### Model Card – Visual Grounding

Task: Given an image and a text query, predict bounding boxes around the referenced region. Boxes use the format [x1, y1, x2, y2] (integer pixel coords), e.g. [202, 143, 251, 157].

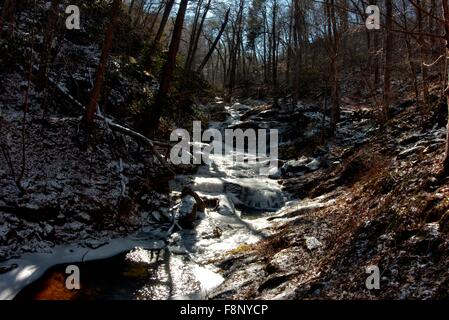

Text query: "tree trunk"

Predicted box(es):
[326, 0, 340, 132]
[272, 0, 279, 108]
[144, 0, 189, 134]
[197, 8, 230, 73]
[83, 0, 122, 127]
[293, 0, 301, 104]
[416, 0, 430, 112]
[263, 9, 268, 84]
[147, 0, 175, 64]
[185, 0, 212, 73]
[286, 4, 293, 91]
[37, 0, 61, 90]
[128, 0, 136, 14]
[401, 0, 420, 121]
[227, 0, 244, 101]
[382, 0, 393, 123]
[186, 0, 212, 72]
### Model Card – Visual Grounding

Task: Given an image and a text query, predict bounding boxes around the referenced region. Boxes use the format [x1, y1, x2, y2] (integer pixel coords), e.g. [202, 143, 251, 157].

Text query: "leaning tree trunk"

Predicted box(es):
[185, 0, 204, 73]
[84, 0, 122, 127]
[197, 8, 230, 73]
[144, 0, 189, 135]
[185, 0, 212, 74]
[147, 0, 175, 64]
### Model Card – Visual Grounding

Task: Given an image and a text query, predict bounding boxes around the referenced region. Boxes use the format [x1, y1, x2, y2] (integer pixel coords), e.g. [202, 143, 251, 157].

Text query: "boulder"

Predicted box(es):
[177, 196, 198, 229]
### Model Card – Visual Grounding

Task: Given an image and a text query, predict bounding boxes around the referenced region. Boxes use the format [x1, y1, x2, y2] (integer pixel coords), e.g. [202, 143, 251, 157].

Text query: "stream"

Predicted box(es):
[1, 100, 291, 300]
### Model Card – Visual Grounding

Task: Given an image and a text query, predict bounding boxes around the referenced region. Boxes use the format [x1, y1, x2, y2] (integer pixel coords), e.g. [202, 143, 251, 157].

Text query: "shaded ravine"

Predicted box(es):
[0, 100, 292, 300]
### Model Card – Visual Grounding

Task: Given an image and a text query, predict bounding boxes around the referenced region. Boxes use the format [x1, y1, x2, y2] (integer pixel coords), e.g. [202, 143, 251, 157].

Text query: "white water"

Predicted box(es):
[163, 101, 288, 298]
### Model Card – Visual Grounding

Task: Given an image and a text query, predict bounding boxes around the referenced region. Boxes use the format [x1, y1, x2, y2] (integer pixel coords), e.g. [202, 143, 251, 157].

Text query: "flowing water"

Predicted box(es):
[8, 100, 290, 300]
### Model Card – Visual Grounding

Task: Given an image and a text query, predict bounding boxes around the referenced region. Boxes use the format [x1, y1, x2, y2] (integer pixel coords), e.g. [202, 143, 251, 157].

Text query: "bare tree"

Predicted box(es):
[185, 0, 213, 73]
[325, 0, 340, 132]
[144, 0, 190, 134]
[382, 0, 393, 122]
[197, 8, 230, 73]
[272, 0, 279, 108]
[37, 0, 61, 90]
[147, 0, 175, 64]
[84, 0, 122, 127]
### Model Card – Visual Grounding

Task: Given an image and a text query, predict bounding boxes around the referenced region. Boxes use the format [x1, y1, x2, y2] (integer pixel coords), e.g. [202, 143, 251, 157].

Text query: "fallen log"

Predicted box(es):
[96, 113, 174, 174]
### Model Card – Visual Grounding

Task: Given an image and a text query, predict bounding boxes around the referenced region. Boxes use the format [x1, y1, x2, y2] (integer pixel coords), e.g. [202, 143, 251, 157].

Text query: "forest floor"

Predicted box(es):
[210, 95, 449, 300]
[0, 70, 175, 262]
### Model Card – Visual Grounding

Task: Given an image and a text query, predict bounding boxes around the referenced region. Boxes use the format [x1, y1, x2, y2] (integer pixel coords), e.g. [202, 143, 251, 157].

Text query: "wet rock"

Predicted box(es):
[213, 227, 223, 238]
[177, 196, 198, 229]
[182, 186, 206, 212]
[268, 167, 282, 179]
[217, 195, 236, 216]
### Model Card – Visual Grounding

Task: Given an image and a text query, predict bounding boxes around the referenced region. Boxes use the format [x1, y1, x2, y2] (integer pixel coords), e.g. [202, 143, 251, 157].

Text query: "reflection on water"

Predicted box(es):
[15, 251, 199, 300]
[14, 248, 224, 300]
